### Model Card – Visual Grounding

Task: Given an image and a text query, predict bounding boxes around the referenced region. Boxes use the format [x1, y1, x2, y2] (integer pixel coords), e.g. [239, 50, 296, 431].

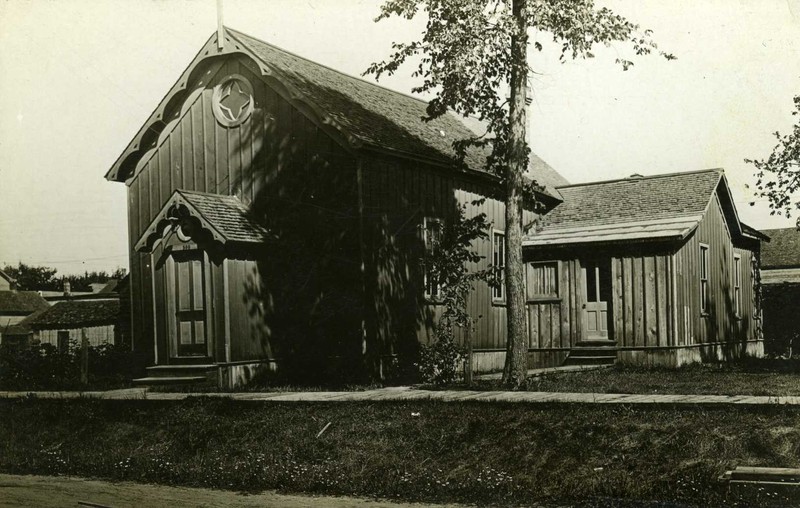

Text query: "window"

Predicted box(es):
[700, 244, 710, 315]
[423, 217, 443, 299]
[492, 231, 506, 302]
[733, 253, 741, 317]
[527, 261, 559, 300]
[57, 330, 70, 354]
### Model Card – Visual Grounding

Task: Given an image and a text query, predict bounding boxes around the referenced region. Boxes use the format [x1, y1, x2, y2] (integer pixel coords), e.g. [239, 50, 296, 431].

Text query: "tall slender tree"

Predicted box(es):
[367, 0, 673, 387]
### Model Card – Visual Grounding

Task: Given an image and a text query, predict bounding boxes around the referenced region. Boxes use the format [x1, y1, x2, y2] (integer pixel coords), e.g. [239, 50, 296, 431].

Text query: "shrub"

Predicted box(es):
[0, 342, 143, 390]
[416, 331, 465, 385]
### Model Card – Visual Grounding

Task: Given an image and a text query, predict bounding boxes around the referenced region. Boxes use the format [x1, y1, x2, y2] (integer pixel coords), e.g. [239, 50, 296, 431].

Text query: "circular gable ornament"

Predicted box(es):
[212, 74, 254, 127]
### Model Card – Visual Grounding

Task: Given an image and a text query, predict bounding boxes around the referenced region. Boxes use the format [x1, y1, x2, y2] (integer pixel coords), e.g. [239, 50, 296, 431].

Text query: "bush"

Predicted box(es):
[0, 342, 144, 390]
[415, 333, 465, 385]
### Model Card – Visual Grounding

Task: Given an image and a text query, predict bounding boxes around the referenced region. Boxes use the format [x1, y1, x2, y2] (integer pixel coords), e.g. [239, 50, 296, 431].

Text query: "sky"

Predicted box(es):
[0, 0, 799, 275]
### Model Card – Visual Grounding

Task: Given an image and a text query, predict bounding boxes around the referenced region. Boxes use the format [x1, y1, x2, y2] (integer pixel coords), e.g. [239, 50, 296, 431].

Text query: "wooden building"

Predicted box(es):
[24, 299, 121, 351]
[759, 227, 800, 355]
[0, 290, 50, 347]
[106, 28, 765, 387]
[523, 170, 766, 367]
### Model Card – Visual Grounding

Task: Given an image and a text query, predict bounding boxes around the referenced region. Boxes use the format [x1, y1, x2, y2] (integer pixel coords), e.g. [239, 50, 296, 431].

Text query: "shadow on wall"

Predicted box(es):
[226, 82, 447, 384]
[698, 276, 754, 363]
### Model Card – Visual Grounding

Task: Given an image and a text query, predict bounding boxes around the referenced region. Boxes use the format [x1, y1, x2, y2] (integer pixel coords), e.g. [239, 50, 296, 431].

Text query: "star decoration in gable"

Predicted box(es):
[218, 80, 252, 123]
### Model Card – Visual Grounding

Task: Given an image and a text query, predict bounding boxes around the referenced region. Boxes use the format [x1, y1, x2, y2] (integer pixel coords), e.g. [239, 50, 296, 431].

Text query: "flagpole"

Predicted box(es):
[217, 0, 225, 50]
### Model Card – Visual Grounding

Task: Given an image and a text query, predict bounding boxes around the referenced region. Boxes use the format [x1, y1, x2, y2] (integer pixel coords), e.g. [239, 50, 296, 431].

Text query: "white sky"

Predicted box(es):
[1, 0, 799, 275]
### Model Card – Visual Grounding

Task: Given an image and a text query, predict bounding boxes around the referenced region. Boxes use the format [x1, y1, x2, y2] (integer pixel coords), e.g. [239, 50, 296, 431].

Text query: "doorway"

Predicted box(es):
[166, 250, 208, 358]
[582, 259, 613, 341]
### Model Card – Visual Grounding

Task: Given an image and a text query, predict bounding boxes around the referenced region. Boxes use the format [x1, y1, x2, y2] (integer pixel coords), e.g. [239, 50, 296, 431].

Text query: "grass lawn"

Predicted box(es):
[2, 398, 800, 507]
[472, 359, 800, 397]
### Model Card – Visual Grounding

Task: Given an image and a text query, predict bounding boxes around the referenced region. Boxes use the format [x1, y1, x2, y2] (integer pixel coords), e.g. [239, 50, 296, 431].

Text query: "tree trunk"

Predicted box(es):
[502, 0, 529, 388]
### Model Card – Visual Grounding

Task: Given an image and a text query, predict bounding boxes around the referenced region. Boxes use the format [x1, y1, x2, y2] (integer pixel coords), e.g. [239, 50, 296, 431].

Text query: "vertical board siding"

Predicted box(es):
[362, 154, 537, 352]
[673, 194, 759, 345]
[612, 253, 673, 348]
[126, 55, 358, 364]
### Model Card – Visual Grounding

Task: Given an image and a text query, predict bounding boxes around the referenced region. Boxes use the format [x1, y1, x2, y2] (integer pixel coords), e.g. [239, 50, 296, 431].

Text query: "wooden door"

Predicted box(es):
[167, 251, 208, 357]
[582, 260, 609, 340]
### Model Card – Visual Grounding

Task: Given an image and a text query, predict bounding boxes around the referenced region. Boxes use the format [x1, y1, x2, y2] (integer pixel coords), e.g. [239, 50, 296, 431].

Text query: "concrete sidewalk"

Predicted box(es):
[2, 386, 800, 406]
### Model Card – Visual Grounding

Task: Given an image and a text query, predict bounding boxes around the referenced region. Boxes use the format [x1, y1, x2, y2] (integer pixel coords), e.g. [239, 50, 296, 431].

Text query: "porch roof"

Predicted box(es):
[135, 189, 269, 252]
[523, 215, 703, 247]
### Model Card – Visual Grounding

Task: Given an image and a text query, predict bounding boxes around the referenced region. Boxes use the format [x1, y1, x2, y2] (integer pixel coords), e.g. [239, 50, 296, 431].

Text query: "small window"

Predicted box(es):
[733, 254, 741, 317]
[423, 217, 443, 299]
[700, 244, 710, 315]
[527, 261, 559, 300]
[492, 231, 506, 302]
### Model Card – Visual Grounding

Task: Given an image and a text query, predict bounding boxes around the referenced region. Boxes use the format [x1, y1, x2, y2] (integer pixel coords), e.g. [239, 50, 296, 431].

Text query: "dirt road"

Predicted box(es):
[0, 474, 464, 508]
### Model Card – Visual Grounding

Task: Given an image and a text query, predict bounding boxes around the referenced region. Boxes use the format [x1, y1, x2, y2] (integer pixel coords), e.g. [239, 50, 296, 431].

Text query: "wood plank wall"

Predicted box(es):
[611, 253, 674, 348]
[524, 191, 760, 351]
[126, 55, 357, 363]
[359, 154, 537, 352]
[673, 194, 759, 345]
[526, 259, 581, 349]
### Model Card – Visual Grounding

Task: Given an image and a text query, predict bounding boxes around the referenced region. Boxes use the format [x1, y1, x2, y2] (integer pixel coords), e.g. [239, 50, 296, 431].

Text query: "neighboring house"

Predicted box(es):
[758, 227, 800, 355]
[523, 170, 767, 367]
[24, 299, 121, 351]
[0, 290, 50, 348]
[105, 28, 767, 387]
[760, 228, 800, 284]
[0, 290, 50, 331]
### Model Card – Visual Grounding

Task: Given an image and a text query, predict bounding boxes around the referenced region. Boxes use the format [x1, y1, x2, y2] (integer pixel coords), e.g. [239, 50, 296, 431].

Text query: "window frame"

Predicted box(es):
[699, 243, 710, 316]
[422, 216, 444, 302]
[491, 230, 506, 304]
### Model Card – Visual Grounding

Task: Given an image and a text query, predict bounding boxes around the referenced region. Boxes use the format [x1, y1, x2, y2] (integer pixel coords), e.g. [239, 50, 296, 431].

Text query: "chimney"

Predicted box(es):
[63, 281, 71, 297]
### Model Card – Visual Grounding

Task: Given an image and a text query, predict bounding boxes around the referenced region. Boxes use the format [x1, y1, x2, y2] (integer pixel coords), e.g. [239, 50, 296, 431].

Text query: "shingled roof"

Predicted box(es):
[0, 291, 50, 315]
[107, 28, 567, 199]
[761, 228, 800, 268]
[524, 169, 728, 246]
[135, 189, 269, 251]
[25, 299, 120, 330]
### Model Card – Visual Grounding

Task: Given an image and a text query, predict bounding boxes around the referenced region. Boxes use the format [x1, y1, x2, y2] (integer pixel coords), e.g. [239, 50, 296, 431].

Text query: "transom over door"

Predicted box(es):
[582, 260, 610, 340]
[167, 251, 208, 357]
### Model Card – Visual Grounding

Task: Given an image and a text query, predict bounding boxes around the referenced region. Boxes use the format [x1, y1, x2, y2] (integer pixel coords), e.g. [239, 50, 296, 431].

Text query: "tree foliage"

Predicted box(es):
[366, 0, 674, 178]
[416, 200, 494, 384]
[2, 262, 127, 292]
[746, 95, 800, 227]
[367, 0, 672, 387]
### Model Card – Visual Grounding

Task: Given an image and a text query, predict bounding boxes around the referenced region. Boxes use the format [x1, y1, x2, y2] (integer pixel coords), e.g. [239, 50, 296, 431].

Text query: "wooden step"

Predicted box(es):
[568, 347, 619, 357]
[563, 355, 616, 366]
[132, 376, 209, 386]
[145, 364, 216, 378]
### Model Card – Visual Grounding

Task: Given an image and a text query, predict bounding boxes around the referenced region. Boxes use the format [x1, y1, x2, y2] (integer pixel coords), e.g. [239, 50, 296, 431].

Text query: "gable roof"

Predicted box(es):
[760, 228, 800, 268]
[106, 28, 566, 200]
[0, 291, 50, 315]
[135, 189, 270, 252]
[524, 169, 745, 247]
[25, 299, 120, 330]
